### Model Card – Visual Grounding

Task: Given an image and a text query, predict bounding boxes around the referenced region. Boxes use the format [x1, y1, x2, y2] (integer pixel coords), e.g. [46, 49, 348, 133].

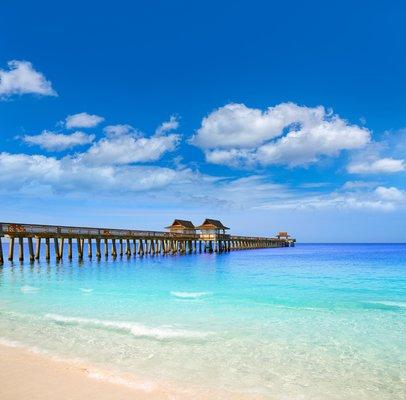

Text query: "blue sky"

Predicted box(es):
[0, 0, 405, 242]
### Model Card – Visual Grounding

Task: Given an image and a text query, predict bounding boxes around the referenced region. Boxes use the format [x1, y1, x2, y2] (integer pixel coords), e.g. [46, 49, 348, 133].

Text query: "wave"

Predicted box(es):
[170, 291, 212, 299]
[367, 301, 406, 309]
[44, 314, 209, 340]
[80, 288, 94, 293]
[20, 285, 39, 293]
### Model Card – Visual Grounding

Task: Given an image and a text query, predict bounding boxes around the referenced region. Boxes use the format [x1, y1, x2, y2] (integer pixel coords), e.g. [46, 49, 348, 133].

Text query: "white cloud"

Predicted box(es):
[81, 124, 180, 165]
[155, 116, 179, 136]
[23, 130, 95, 151]
[375, 186, 405, 201]
[0, 60, 57, 97]
[347, 158, 405, 174]
[191, 102, 370, 167]
[103, 124, 139, 138]
[342, 181, 378, 190]
[0, 152, 190, 195]
[65, 112, 104, 129]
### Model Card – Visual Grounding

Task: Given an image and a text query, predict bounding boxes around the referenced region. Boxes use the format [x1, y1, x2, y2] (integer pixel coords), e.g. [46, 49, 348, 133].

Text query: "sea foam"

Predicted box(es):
[20, 285, 39, 293]
[368, 301, 406, 309]
[80, 288, 94, 293]
[44, 313, 209, 340]
[170, 291, 212, 299]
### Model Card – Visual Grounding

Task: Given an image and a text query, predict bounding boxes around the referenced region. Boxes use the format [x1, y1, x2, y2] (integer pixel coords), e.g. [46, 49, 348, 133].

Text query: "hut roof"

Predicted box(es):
[278, 231, 289, 237]
[197, 218, 230, 230]
[165, 219, 196, 229]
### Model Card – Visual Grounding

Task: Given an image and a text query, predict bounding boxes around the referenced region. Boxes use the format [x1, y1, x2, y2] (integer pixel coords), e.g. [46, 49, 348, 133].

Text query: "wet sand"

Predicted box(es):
[0, 343, 177, 400]
[0, 343, 265, 400]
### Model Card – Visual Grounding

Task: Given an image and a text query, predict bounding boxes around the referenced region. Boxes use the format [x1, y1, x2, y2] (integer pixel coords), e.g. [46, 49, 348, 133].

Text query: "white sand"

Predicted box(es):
[0, 343, 265, 400]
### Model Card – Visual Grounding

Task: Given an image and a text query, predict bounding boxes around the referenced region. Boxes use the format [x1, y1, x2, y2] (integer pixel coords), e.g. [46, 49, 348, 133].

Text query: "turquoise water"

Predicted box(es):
[0, 244, 405, 399]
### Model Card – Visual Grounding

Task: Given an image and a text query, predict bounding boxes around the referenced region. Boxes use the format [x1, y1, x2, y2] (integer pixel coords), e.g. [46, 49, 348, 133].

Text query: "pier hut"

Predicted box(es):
[197, 219, 229, 239]
[165, 220, 196, 235]
[196, 219, 230, 252]
[277, 232, 295, 247]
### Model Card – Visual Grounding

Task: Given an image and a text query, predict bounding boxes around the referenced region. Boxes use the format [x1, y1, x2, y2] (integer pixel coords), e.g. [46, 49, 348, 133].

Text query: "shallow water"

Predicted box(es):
[0, 244, 405, 399]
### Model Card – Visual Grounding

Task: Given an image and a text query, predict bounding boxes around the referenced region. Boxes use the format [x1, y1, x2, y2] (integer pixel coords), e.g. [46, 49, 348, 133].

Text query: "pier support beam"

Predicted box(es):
[104, 238, 108, 257]
[96, 238, 101, 258]
[68, 238, 73, 259]
[59, 238, 64, 260]
[119, 239, 123, 256]
[54, 238, 60, 261]
[88, 239, 92, 258]
[45, 238, 50, 261]
[18, 237, 24, 261]
[112, 239, 117, 258]
[8, 237, 15, 261]
[77, 238, 83, 260]
[35, 237, 41, 260]
[0, 237, 3, 265]
[126, 239, 131, 256]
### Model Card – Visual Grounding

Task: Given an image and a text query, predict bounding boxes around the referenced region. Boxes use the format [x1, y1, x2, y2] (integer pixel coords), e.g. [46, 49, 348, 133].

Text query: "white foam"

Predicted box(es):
[44, 313, 209, 340]
[80, 288, 94, 293]
[368, 301, 406, 308]
[20, 285, 39, 293]
[170, 291, 212, 299]
[0, 337, 44, 355]
[87, 370, 156, 393]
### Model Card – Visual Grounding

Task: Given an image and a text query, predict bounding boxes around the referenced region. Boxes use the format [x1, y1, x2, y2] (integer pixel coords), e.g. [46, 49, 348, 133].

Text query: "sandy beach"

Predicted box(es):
[0, 343, 268, 400]
[0, 343, 174, 400]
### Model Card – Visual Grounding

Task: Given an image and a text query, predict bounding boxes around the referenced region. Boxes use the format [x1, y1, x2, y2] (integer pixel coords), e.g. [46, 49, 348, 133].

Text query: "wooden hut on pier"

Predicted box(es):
[197, 219, 230, 240]
[165, 219, 196, 235]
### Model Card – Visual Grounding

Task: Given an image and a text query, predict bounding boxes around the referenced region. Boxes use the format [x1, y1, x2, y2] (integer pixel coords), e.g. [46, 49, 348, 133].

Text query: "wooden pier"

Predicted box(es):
[0, 220, 295, 264]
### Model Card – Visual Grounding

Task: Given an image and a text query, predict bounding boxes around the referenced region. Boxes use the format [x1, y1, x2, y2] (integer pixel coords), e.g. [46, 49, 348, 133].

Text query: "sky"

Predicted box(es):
[0, 0, 405, 242]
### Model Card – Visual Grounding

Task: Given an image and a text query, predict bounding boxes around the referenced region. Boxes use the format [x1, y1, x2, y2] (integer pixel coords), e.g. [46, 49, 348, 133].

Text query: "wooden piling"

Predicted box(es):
[119, 239, 123, 256]
[88, 238, 92, 258]
[54, 238, 60, 261]
[27, 237, 34, 262]
[68, 238, 73, 259]
[77, 238, 83, 260]
[104, 238, 108, 257]
[0, 237, 4, 265]
[18, 237, 24, 261]
[60, 238, 65, 259]
[35, 237, 41, 260]
[96, 238, 101, 258]
[8, 237, 14, 261]
[45, 238, 50, 261]
[112, 239, 117, 257]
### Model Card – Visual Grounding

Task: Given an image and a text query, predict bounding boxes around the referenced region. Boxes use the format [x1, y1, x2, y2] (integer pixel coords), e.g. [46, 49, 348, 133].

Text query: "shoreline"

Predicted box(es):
[0, 341, 265, 400]
[0, 342, 173, 400]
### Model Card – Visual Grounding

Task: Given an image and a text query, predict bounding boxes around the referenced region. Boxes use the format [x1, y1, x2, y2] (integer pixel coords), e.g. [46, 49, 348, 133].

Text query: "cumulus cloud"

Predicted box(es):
[65, 112, 104, 129]
[191, 102, 371, 167]
[0, 60, 57, 97]
[347, 157, 405, 174]
[80, 124, 180, 165]
[23, 130, 95, 151]
[375, 186, 405, 201]
[103, 124, 140, 138]
[0, 151, 192, 195]
[155, 116, 179, 136]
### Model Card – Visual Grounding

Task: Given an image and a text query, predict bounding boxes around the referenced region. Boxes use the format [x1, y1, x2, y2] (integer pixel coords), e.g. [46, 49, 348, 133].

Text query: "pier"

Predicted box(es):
[0, 219, 295, 264]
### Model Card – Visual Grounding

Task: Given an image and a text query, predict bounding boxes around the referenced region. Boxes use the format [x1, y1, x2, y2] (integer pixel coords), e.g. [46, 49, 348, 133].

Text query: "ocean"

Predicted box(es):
[0, 243, 405, 399]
